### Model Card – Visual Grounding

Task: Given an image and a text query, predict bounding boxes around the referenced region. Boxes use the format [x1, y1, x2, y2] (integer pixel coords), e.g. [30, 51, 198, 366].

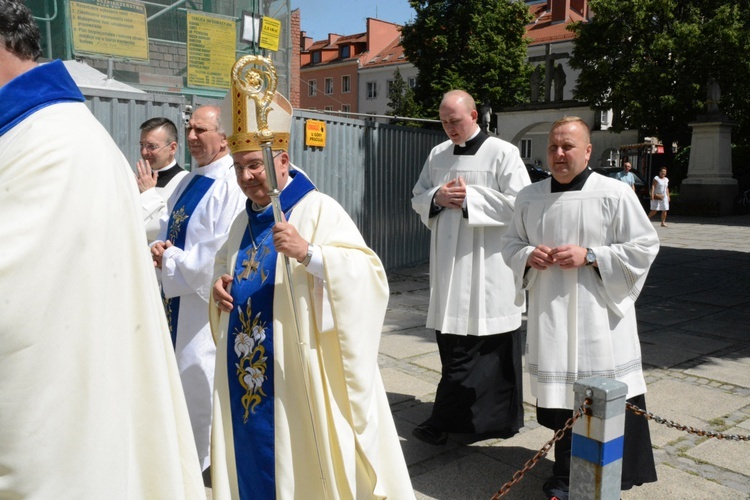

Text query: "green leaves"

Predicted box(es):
[401, 0, 533, 119]
[570, 0, 750, 148]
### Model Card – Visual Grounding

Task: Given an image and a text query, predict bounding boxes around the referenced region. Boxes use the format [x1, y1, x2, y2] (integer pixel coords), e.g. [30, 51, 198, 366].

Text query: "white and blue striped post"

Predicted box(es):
[569, 377, 627, 500]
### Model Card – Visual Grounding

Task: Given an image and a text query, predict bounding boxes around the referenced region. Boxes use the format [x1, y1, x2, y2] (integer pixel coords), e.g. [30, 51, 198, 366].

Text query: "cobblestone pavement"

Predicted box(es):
[382, 214, 750, 499]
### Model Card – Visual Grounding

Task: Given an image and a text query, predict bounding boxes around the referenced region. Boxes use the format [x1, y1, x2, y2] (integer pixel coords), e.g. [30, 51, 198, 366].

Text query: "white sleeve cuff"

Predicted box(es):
[304, 244, 325, 279]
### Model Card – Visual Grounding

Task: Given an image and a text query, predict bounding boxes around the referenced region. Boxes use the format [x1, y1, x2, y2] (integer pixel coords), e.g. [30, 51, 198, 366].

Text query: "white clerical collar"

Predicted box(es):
[457, 127, 481, 148]
[155, 159, 177, 172]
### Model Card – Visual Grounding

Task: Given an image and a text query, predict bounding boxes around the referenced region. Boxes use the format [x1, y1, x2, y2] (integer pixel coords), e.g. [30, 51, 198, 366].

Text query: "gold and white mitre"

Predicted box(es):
[224, 55, 292, 154]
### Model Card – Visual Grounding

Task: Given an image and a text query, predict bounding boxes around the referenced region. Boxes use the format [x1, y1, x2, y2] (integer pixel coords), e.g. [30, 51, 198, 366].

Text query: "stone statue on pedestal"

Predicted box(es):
[706, 78, 721, 114]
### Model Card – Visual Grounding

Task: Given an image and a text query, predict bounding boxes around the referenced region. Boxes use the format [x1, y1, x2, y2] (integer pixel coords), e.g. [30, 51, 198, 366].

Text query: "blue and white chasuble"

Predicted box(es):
[226, 171, 315, 499]
[163, 174, 215, 345]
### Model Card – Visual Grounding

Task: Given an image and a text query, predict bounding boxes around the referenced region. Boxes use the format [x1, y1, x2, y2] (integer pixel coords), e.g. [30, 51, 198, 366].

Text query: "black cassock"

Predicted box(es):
[423, 328, 524, 438]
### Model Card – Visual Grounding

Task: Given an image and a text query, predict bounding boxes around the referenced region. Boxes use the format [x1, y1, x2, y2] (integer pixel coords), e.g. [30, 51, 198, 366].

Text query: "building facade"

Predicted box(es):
[296, 0, 645, 169]
[357, 35, 417, 119]
[299, 18, 405, 116]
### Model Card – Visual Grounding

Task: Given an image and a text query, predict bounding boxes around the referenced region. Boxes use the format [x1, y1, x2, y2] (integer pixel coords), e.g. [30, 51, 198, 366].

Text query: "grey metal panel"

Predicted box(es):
[75, 92, 442, 270]
[290, 110, 367, 226]
[290, 109, 444, 270]
[366, 122, 444, 270]
[80, 89, 187, 171]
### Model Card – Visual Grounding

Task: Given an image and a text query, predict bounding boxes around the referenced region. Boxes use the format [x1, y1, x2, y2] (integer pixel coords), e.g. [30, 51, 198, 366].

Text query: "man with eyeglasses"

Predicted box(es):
[207, 63, 413, 498]
[150, 104, 246, 480]
[136, 117, 188, 241]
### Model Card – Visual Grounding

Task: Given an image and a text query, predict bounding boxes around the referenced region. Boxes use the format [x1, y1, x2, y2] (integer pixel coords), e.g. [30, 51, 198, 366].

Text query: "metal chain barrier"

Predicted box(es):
[490, 400, 591, 499]
[626, 402, 750, 441]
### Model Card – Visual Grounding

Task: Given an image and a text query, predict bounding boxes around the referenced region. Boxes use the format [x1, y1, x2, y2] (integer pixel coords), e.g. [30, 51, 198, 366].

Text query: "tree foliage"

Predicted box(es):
[386, 68, 421, 126]
[569, 0, 750, 164]
[401, 0, 533, 119]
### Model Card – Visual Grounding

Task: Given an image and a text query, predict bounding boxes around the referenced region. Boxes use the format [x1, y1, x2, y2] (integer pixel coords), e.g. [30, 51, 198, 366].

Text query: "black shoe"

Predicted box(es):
[412, 424, 449, 445]
[542, 477, 569, 500]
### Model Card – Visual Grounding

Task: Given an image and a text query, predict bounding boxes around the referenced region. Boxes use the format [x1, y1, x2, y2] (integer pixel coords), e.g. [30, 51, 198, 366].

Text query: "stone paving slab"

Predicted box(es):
[635, 299, 722, 326]
[679, 311, 750, 340]
[383, 307, 428, 333]
[625, 378, 748, 450]
[380, 327, 436, 359]
[412, 451, 543, 500]
[729, 346, 750, 365]
[680, 290, 750, 308]
[638, 277, 717, 299]
[647, 378, 747, 421]
[639, 328, 732, 355]
[381, 366, 438, 403]
[639, 328, 733, 369]
[685, 357, 750, 387]
[388, 279, 430, 295]
[410, 351, 442, 373]
[621, 463, 747, 499]
[640, 341, 706, 369]
[686, 427, 750, 480]
[387, 289, 431, 309]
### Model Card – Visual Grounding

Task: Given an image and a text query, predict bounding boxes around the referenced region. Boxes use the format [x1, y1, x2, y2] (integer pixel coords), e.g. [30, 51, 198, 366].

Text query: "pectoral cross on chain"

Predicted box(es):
[238, 247, 260, 281]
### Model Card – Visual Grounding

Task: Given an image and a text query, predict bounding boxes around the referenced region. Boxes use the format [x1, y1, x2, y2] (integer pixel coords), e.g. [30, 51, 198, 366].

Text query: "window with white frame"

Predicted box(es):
[366, 81, 377, 99]
[342, 75, 351, 93]
[342, 104, 350, 112]
[519, 138, 532, 160]
[308, 79, 317, 97]
[408, 77, 417, 88]
[325, 78, 333, 95]
[324, 106, 333, 111]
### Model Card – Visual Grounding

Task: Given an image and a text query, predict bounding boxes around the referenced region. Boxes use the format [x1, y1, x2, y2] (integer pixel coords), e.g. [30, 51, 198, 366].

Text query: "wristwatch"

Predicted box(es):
[299, 243, 314, 267]
[585, 248, 596, 266]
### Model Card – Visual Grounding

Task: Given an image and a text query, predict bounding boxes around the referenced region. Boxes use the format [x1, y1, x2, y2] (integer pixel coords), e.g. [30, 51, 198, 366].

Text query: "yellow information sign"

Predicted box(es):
[69, 0, 148, 61]
[305, 120, 326, 148]
[187, 11, 236, 89]
[259, 17, 281, 52]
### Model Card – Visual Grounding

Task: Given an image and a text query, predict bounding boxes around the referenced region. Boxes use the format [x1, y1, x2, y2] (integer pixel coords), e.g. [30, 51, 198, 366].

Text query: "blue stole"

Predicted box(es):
[163, 174, 216, 346]
[226, 171, 316, 499]
[0, 60, 85, 137]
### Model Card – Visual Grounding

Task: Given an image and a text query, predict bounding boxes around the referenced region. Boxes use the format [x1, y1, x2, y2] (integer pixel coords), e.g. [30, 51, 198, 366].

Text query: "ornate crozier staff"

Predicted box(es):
[228, 55, 330, 498]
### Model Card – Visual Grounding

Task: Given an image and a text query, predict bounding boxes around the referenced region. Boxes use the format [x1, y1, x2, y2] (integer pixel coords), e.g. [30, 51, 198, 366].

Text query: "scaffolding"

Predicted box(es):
[28, 0, 291, 100]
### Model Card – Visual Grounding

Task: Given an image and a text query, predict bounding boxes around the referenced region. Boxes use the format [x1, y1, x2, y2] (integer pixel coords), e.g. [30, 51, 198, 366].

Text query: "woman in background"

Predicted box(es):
[648, 167, 670, 227]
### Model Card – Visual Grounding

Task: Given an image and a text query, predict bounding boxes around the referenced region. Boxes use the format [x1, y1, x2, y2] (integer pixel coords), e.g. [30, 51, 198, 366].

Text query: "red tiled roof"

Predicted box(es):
[336, 33, 366, 44]
[307, 40, 330, 51]
[302, 3, 589, 67]
[525, 3, 585, 45]
[365, 36, 405, 68]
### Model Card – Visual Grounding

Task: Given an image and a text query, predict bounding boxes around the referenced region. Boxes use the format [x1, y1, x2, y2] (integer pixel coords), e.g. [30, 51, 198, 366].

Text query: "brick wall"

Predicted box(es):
[290, 9, 301, 107]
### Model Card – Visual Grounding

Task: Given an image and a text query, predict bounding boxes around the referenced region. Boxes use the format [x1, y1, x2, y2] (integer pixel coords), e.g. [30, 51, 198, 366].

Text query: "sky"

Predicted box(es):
[291, 0, 416, 41]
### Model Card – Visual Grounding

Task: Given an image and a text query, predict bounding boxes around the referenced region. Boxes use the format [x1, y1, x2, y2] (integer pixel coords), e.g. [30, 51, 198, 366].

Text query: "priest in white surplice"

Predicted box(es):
[0, 2, 204, 497]
[411, 90, 531, 446]
[136, 116, 188, 241]
[501, 116, 659, 499]
[151, 105, 246, 473]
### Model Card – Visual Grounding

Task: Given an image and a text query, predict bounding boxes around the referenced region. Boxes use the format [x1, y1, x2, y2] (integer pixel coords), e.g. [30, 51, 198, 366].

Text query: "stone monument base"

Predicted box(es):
[679, 181, 738, 216]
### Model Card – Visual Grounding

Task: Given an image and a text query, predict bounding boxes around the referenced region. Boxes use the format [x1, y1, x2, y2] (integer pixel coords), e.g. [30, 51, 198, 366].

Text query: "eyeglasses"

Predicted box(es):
[139, 142, 172, 152]
[234, 160, 266, 175]
[233, 152, 283, 175]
